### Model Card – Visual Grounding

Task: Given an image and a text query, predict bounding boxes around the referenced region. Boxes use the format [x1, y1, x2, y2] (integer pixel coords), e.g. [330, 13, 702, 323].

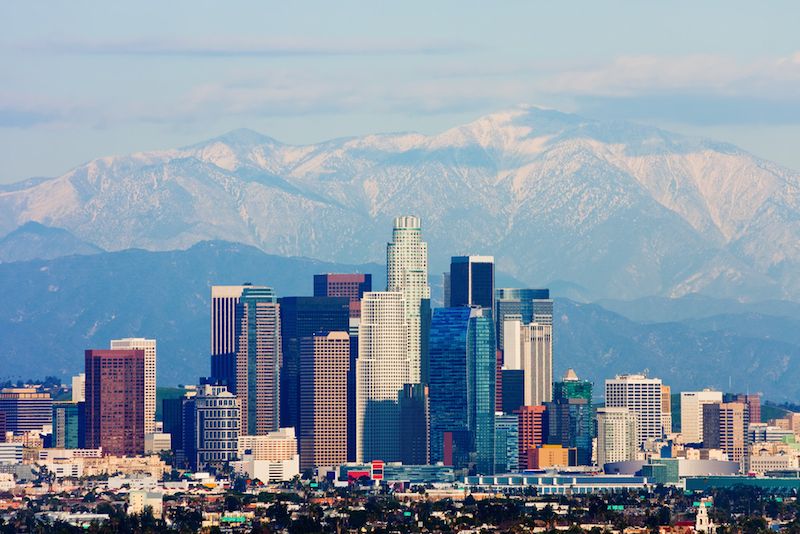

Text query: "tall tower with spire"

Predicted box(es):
[386, 215, 430, 383]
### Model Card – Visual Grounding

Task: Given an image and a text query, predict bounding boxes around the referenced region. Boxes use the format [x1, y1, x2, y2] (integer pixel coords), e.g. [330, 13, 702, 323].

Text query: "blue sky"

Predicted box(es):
[2, 1, 800, 183]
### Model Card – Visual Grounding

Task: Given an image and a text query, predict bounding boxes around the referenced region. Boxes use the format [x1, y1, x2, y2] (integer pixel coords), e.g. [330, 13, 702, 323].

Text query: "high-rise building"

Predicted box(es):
[703, 402, 748, 472]
[0, 388, 52, 435]
[469, 308, 496, 475]
[356, 292, 409, 463]
[681, 390, 722, 444]
[110, 338, 157, 435]
[386, 215, 430, 384]
[84, 349, 145, 456]
[52, 402, 84, 449]
[236, 286, 282, 435]
[500, 369, 525, 414]
[494, 413, 519, 473]
[449, 256, 495, 316]
[428, 306, 496, 473]
[661, 385, 672, 435]
[313, 273, 372, 319]
[521, 323, 553, 406]
[604, 374, 663, 446]
[192, 384, 241, 471]
[442, 272, 451, 307]
[299, 331, 350, 471]
[399, 383, 430, 466]
[71, 373, 85, 403]
[546, 369, 593, 465]
[495, 288, 550, 349]
[211, 284, 261, 389]
[0, 412, 5, 442]
[726, 393, 761, 425]
[515, 405, 547, 471]
[162, 397, 184, 459]
[428, 307, 471, 465]
[596, 407, 638, 466]
[279, 296, 349, 431]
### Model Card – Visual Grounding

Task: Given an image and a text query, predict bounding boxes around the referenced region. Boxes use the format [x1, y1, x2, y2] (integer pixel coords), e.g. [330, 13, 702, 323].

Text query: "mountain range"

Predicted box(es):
[2, 106, 799, 301]
[1, 240, 799, 400]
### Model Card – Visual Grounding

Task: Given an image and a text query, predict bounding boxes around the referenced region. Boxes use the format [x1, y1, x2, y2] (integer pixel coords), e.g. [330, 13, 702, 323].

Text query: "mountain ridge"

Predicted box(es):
[2, 106, 799, 301]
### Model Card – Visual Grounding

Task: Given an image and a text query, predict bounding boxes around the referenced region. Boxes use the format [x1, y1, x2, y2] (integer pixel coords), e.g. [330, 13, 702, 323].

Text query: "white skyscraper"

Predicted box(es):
[681, 389, 723, 444]
[521, 322, 553, 406]
[110, 338, 157, 434]
[604, 374, 663, 447]
[386, 215, 430, 384]
[596, 407, 638, 466]
[71, 373, 85, 403]
[356, 292, 409, 463]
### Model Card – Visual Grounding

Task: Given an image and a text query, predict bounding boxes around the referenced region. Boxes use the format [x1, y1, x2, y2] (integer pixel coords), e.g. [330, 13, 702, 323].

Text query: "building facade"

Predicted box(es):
[681, 390, 723, 444]
[279, 296, 349, 431]
[0, 388, 52, 435]
[110, 338, 157, 435]
[52, 402, 84, 449]
[605, 374, 663, 446]
[356, 292, 409, 463]
[386, 215, 430, 384]
[299, 331, 350, 471]
[515, 405, 547, 471]
[596, 407, 638, 466]
[495, 288, 550, 349]
[494, 413, 519, 473]
[449, 256, 495, 316]
[193, 384, 240, 470]
[84, 350, 145, 456]
[236, 286, 282, 435]
[313, 273, 372, 319]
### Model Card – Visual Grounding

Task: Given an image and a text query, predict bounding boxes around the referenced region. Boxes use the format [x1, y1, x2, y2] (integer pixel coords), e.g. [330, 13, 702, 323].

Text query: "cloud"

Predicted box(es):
[26, 37, 475, 58]
[0, 107, 60, 128]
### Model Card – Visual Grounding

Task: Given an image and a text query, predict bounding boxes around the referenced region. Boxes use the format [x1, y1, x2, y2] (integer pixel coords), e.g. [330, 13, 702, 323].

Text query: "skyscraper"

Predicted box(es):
[521, 323, 553, 406]
[71, 373, 85, 403]
[703, 402, 749, 472]
[110, 338, 157, 435]
[596, 407, 638, 466]
[449, 256, 495, 316]
[681, 390, 723, 444]
[515, 405, 547, 471]
[495, 288, 550, 348]
[386, 215, 430, 384]
[84, 349, 145, 456]
[236, 286, 282, 435]
[299, 331, 350, 471]
[399, 383, 430, 466]
[661, 385, 672, 435]
[605, 374, 663, 446]
[356, 292, 409, 463]
[52, 402, 84, 449]
[468, 307, 496, 475]
[428, 306, 496, 473]
[494, 413, 519, 473]
[313, 273, 372, 319]
[279, 296, 349, 431]
[546, 369, 593, 465]
[0, 388, 52, 435]
[211, 285, 254, 389]
[429, 307, 471, 465]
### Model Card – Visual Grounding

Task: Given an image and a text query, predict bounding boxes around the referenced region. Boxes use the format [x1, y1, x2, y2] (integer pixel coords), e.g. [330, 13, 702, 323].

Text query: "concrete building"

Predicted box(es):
[193, 384, 240, 471]
[144, 433, 171, 455]
[596, 407, 638, 466]
[530, 444, 577, 469]
[0, 443, 23, 464]
[234, 428, 299, 482]
[703, 402, 748, 472]
[128, 490, 163, 517]
[661, 385, 672, 435]
[299, 331, 350, 471]
[515, 405, 547, 470]
[495, 288, 551, 349]
[210, 285, 252, 389]
[681, 390, 723, 444]
[110, 338, 157, 435]
[749, 423, 794, 443]
[386, 215, 430, 384]
[84, 349, 145, 456]
[521, 323, 553, 406]
[71, 373, 85, 403]
[547, 369, 593, 466]
[356, 291, 409, 463]
[605, 374, 663, 446]
[0, 388, 52, 435]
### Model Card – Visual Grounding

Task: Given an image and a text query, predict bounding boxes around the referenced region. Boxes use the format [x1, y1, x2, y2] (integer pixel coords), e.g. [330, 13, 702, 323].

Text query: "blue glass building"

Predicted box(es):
[469, 308, 496, 475]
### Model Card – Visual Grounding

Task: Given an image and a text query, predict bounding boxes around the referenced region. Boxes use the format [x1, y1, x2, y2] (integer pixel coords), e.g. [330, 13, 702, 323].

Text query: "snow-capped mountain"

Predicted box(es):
[2, 106, 799, 301]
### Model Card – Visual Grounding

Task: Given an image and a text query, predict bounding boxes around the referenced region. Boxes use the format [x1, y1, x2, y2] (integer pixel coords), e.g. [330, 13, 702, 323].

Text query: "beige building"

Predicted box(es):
[128, 490, 163, 517]
[681, 390, 723, 444]
[299, 331, 350, 471]
[238, 427, 298, 461]
[110, 338, 157, 435]
[596, 407, 638, 466]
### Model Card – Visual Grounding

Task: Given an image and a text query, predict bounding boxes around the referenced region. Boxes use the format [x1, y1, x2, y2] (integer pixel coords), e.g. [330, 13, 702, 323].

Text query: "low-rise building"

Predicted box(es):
[128, 490, 163, 517]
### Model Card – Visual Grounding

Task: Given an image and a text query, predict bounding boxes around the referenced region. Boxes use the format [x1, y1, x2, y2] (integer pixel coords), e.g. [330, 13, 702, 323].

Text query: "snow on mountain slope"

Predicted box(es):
[2, 106, 799, 300]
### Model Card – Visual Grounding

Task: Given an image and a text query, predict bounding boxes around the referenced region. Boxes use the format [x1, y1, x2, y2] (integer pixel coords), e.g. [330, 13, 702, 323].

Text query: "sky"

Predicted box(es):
[1, 1, 800, 183]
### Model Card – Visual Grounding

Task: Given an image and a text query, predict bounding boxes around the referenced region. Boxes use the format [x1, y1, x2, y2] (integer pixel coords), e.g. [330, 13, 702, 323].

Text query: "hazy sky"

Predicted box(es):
[2, 1, 800, 183]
